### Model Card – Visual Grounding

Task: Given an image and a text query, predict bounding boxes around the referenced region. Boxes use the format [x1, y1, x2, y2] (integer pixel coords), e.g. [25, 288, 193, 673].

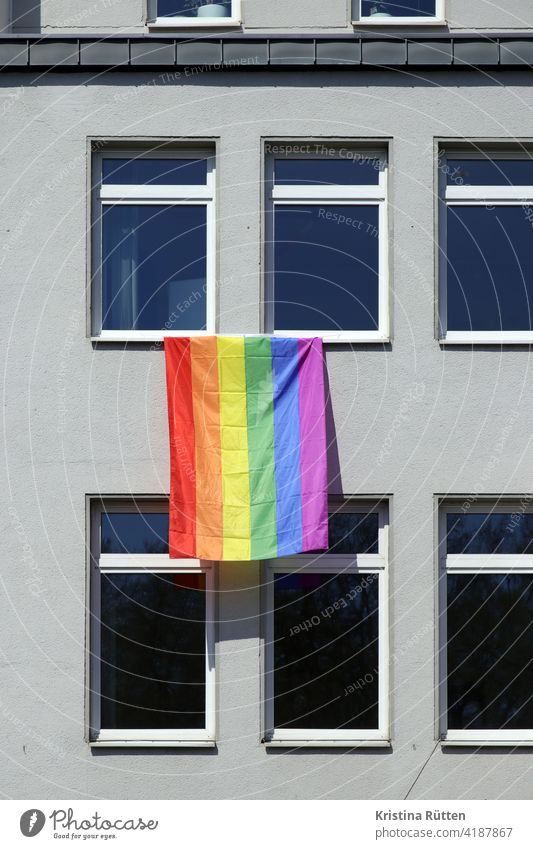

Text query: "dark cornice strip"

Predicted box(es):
[1, 33, 533, 71]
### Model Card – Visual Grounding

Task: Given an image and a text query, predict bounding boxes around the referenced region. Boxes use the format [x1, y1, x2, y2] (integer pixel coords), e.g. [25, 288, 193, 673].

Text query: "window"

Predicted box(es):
[89, 502, 215, 746]
[0, 3, 9, 32]
[263, 502, 389, 746]
[439, 149, 533, 343]
[439, 503, 533, 745]
[355, 1, 444, 24]
[265, 146, 389, 342]
[148, 0, 241, 26]
[91, 147, 215, 341]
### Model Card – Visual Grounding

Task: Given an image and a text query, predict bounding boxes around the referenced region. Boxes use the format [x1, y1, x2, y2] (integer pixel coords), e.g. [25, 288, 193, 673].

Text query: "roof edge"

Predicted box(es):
[1, 33, 533, 71]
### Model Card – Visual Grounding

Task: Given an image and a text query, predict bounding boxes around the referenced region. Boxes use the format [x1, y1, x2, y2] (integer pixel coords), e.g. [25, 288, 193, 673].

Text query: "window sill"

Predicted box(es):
[147, 19, 242, 30]
[90, 739, 216, 748]
[441, 739, 533, 748]
[264, 739, 391, 749]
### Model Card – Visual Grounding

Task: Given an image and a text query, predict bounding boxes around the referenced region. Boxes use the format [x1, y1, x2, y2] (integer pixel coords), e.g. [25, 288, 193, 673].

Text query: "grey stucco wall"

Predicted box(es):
[447, 0, 533, 29]
[244, 0, 350, 29]
[2, 66, 533, 800]
[9, 0, 533, 32]
[39, 0, 145, 31]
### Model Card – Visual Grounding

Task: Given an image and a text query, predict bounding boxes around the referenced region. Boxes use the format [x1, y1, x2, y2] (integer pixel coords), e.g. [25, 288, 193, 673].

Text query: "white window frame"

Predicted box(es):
[89, 500, 216, 747]
[91, 148, 216, 342]
[262, 501, 389, 747]
[148, 0, 241, 28]
[438, 148, 533, 345]
[264, 147, 390, 344]
[439, 501, 533, 746]
[355, 0, 445, 25]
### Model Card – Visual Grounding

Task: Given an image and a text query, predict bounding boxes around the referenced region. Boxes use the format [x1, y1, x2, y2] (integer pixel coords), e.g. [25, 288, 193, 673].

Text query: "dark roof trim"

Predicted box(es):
[1, 33, 533, 71]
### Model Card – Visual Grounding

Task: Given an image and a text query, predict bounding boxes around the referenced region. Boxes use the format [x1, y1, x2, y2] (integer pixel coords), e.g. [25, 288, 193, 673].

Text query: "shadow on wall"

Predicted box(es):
[324, 362, 342, 494]
[10, 0, 41, 33]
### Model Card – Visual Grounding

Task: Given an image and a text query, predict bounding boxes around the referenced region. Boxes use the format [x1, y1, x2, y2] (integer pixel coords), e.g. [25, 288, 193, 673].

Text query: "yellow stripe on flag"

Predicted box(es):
[217, 336, 251, 560]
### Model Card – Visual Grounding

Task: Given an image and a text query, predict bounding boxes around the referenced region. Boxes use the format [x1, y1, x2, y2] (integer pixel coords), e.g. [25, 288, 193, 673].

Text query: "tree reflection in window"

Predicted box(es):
[274, 573, 379, 730]
[101, 512, 169, 554]
[100, 572, 206, 729]
[447, 513, 533, 555]
[327, 511, 379, 554]
[447, 574, 533, 730]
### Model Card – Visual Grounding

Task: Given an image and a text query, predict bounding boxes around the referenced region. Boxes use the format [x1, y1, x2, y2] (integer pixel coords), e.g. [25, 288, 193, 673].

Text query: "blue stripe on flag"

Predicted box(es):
[271, 337, 303, 556]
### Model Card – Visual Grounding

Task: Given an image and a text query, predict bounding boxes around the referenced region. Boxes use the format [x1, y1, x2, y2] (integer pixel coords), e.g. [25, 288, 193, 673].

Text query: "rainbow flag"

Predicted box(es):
[165, 336, 328, 561]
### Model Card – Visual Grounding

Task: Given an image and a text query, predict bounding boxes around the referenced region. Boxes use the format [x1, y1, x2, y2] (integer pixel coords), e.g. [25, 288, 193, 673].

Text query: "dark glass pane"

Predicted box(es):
[101, 204, 207, 331]
[102, 158, 208, 186]
[275, 158, 380, 186]
[446, 158, 533, 187]
[447, 513, 533, 555]
[273, 204, 379, 331]
[273, 573, 379, 729]
[446, 206, 533, 332]
[361, 0, 436, 17]
[101, 512, 169, 554]
[447, 574, 533, 730]
[327, 512, 379, 554]
[100, 573, 206, 729]
[157, 0, 231, 18]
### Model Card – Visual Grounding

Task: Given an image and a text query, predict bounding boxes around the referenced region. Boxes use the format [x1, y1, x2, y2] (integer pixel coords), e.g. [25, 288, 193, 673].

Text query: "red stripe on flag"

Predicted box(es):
[165, 338, 197, 558]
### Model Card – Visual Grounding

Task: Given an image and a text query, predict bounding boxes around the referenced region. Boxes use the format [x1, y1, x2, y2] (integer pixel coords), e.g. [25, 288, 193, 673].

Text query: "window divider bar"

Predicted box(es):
[100, 185, 212, 200]
[445, 550, 533, 570]
[272, 186, 385, 201]
[446, 185, 533, 202]
[270, 555, 386, 571]
[442, 331, 533, 344]
[99, 554, 210, 570]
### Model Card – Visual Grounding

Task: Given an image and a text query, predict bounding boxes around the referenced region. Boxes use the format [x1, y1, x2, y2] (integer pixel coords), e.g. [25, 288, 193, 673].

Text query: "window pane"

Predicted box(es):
[157, 0, 231, 17]
[101, 512, 169, 554]
[102, 158, 208, 186]
[361, 0, 436, 18]
[273, 204, 379, 331]
[447, 574, 533, 730]
[100, 573, 206, 729]
[274, 158, 380, 186]
[273, 573, 379, 730]
[446, 158, 533, 187]
[447, 513, 533, 555]
[327, 512, 379, 554]
[101, 204, 207, 331]
[446, 206, 533, 332]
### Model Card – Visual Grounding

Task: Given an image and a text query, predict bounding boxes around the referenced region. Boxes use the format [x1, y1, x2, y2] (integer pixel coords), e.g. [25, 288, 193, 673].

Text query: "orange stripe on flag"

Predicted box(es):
[190, 336, 224, 561]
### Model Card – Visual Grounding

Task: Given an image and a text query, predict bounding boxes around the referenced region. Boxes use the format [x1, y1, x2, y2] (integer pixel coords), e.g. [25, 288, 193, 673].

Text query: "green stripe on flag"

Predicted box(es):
[244, 337, 278, 560]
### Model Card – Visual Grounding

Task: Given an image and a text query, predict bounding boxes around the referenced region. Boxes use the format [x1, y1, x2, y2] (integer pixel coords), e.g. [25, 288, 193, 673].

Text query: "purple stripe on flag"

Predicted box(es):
[297, 338, 328, 552]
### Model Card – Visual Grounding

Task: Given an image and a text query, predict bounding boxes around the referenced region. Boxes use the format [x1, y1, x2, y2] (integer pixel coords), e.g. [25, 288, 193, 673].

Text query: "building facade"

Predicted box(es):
[2, 0, 533, 799]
